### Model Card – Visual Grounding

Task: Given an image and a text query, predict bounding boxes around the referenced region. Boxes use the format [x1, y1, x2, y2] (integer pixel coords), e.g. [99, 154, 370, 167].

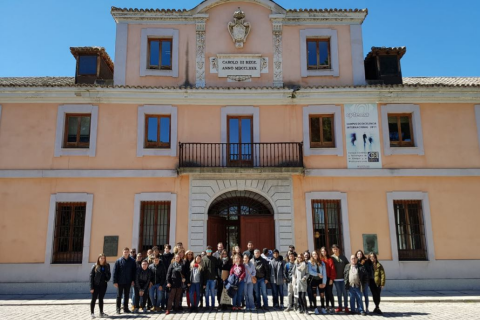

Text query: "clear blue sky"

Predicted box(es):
[1, 0, 479, 77]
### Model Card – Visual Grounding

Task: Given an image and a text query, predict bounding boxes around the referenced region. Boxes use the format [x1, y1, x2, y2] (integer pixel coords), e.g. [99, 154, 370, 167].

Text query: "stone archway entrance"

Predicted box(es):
[207, 190, 275, 253]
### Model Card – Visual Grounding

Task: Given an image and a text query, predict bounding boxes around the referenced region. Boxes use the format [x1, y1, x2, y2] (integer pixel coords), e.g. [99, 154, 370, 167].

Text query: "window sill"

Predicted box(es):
[141, 69, 175, 77]
[303, 69, 339, 77]
[305, 147, 342, 156]
[56, 148, 95, 157]
[137, 148, 175, 157]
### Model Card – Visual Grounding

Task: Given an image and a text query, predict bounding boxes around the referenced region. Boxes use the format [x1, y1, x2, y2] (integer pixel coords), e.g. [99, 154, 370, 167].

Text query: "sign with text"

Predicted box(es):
[344, 104, 382, 169]
[218, 57, 261, 77]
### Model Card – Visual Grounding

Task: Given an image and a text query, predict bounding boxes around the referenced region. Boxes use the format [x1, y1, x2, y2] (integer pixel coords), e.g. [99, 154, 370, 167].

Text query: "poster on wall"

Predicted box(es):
[344, 104, 382, 169]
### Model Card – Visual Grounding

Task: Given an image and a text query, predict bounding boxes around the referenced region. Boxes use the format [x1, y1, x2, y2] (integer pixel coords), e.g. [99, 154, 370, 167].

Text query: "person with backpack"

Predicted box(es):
[89, 253, 111, 319]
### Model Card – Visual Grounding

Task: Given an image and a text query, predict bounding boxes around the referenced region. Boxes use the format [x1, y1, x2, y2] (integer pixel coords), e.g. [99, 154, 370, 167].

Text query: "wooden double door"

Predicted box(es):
[207, 215, 275, 253]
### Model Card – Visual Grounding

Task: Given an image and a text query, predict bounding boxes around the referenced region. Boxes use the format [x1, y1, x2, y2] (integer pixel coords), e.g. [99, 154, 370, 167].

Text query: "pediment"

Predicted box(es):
[192, 0, 286, 14]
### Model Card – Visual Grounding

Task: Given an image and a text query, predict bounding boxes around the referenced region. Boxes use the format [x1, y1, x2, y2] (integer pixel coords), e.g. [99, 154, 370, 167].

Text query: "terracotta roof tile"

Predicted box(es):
[286, 8, 367, 13]
[70, 47, 114, 72]
[111, 6, 188, 13]
[366, 46, 407, 59]
[0, 77, 479, 89]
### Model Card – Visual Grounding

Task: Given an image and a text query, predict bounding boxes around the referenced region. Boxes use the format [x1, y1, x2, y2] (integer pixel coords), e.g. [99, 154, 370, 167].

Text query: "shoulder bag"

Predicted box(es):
[246, 264, 257, 284]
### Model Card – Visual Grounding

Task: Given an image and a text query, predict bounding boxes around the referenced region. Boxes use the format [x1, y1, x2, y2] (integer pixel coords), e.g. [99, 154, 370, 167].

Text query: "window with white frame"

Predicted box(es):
[381, 104, 424, 155]
[54, 105, 98, 157]
[303, 105, 343, 156]
[300, 29, 339, 77]
[140, 28, 179, 77]
[137, 105, 177, 157]
[386, 192, 435, 262]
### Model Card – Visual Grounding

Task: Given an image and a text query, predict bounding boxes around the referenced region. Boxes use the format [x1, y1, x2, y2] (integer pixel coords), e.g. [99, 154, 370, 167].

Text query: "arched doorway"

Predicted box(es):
[207, 190, 275, 253]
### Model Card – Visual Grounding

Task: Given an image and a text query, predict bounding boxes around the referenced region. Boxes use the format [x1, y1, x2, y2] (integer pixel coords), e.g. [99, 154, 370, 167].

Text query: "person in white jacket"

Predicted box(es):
[307, 250, 327, 315]
[292, 253, 309, 314]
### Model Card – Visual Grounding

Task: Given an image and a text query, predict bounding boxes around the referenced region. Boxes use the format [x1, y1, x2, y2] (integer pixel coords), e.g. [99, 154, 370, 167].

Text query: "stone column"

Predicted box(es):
[272, 19, 283, 88]
[195, 19, 206, 88]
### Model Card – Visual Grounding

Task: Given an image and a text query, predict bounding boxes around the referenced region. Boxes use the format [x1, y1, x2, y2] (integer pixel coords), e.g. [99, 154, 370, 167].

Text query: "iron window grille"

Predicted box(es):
[393, 200, 428, 261]
[311, 200, 343, 251]
[53, 202, 86, 264]
[139, 201, 170, 256]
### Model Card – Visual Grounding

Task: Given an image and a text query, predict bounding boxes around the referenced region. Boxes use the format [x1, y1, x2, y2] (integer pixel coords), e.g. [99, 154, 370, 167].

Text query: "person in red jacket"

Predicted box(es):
[230, 254, 246, 310]
[320, 246, 337, 313]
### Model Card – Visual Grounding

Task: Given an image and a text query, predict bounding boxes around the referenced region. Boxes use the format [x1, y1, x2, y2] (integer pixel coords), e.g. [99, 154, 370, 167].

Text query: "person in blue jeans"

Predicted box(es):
[331, 244, 349, 312]
[188, 255, 204, 312]
[243, 254, 256, 311]
[251, 249, 270, 310]
[344, 255, 368, 316]
[202, 246, 219, 311]
[230, 254, 246, 310]
[148, 255, 166, 312]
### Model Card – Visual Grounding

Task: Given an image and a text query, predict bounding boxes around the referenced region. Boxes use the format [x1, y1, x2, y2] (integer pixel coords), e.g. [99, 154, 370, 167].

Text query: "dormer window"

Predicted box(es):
[78, 56, 98, 75]
[307, 39, 331, 70]
[148, 39, 172, 70]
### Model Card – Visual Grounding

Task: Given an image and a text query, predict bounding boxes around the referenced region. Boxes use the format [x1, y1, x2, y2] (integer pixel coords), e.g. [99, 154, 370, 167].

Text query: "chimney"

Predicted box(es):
[364, 47, 406, 85]
[70, 47, 114, 85]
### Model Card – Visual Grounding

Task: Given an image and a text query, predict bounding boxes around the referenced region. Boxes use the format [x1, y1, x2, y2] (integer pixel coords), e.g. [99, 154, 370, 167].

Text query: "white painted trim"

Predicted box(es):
[305, 192, 351, 256]
[114, 23, 128, 86]
[45, 193, 94, 265]
[54, 104, 98, 157]
[381, 104, 425, 156]
[386, 192, 435, 262]
[1, 87, 480, 105]
[132, 193, 177, 251]
[475, 105, 480, 149]
[305, 168, 480, 177]
[140, 28, 179, 77]
[303, 105, 343, 156]
[300, 29, 339, 77]
[137, 105, 178, 157]
[194, 0, 285, 14]
[221, 106, 260, 166]
[0, 170, 177, 178]
[349, 25, 366, 86]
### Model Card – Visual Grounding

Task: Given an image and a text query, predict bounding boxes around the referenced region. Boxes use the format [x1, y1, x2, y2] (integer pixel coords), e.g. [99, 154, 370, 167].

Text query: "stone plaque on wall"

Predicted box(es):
[103, 236, 119, 257]
[363, 234, 378, 255]
[210, 54, 268, 82]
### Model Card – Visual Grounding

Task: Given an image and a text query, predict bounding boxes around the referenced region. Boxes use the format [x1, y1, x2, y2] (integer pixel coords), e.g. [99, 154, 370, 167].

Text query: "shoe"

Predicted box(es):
[285, 307, 292, 312]
[116, 309, 120, 314]
[361, 311, 367, 316]
[262, 307, 269, 311]
[345, 307, 350, 313]
[99, 312, 108, 318]
[299, 310, 304, 314]
[321, 308, 327, 314]
[91, 314, 96, 319]
[335, 307, 342, 313]
[314, 308, 320, 315]
[143, 308, 147, 313]
[124, 308, 132, 313]
[377, 308, 383, 315]
[165, 310, 170, 315]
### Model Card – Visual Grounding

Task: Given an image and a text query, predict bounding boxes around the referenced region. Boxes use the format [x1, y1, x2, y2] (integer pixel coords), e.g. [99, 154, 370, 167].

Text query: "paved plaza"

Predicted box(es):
[1, 293, 479, 320]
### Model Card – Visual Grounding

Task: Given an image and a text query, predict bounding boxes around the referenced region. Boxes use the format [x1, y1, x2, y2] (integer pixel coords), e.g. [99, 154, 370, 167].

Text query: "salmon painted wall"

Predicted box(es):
[125, 24, 196, 87]
[204, 2, 274, 87]
[0, 103, 479, 169]
[292, 176, 480, 260]
[0, 176, 189, 264]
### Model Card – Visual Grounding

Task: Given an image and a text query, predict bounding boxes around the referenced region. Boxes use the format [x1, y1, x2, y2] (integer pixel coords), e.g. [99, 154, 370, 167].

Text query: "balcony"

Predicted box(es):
[178, 142, 303, 174]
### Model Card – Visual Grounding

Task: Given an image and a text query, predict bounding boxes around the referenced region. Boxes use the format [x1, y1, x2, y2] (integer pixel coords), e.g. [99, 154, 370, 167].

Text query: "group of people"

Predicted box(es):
[89, 241, 386, 318]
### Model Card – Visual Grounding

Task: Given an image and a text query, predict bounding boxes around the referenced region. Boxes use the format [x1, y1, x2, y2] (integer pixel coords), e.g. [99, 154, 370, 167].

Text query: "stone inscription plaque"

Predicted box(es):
[218, 57, 261, 77]
[103, 236, 119, 257]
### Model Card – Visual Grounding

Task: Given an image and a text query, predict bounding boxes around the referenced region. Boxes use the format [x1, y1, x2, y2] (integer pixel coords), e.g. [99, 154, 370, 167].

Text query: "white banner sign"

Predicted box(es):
[344, 104, 382, 169]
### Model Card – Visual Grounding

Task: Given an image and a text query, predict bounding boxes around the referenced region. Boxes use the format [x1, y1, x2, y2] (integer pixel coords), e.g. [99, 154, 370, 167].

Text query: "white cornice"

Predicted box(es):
[0, 86, 479, 105]
[0, 170, 177, 178]
[305, 168, 480, 177]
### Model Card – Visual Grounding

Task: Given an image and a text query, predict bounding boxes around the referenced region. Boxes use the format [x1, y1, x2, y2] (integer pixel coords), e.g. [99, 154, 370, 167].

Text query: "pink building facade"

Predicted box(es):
[1, 0, 480, 290]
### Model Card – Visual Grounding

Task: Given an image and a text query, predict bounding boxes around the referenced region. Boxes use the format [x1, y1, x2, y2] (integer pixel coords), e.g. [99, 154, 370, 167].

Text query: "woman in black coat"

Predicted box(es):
[166, 254, 186, 315]
[90, 253, 111, 318]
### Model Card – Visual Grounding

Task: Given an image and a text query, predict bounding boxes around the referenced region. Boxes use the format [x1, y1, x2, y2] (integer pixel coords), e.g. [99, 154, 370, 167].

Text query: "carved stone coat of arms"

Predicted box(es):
[228, 8, 251, 48]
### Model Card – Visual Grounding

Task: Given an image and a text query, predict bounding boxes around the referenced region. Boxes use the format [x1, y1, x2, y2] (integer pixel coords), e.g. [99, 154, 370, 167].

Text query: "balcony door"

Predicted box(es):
[228, 116, 253, 167]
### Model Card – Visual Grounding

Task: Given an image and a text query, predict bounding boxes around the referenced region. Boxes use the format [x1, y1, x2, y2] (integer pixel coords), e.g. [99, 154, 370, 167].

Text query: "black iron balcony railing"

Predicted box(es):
[179, 142, 303, 168]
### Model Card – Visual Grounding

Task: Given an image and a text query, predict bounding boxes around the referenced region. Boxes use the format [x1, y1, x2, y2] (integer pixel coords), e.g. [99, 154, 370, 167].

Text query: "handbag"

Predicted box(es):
[246, 265, 257, 284]
[220, 286, 232, 305]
